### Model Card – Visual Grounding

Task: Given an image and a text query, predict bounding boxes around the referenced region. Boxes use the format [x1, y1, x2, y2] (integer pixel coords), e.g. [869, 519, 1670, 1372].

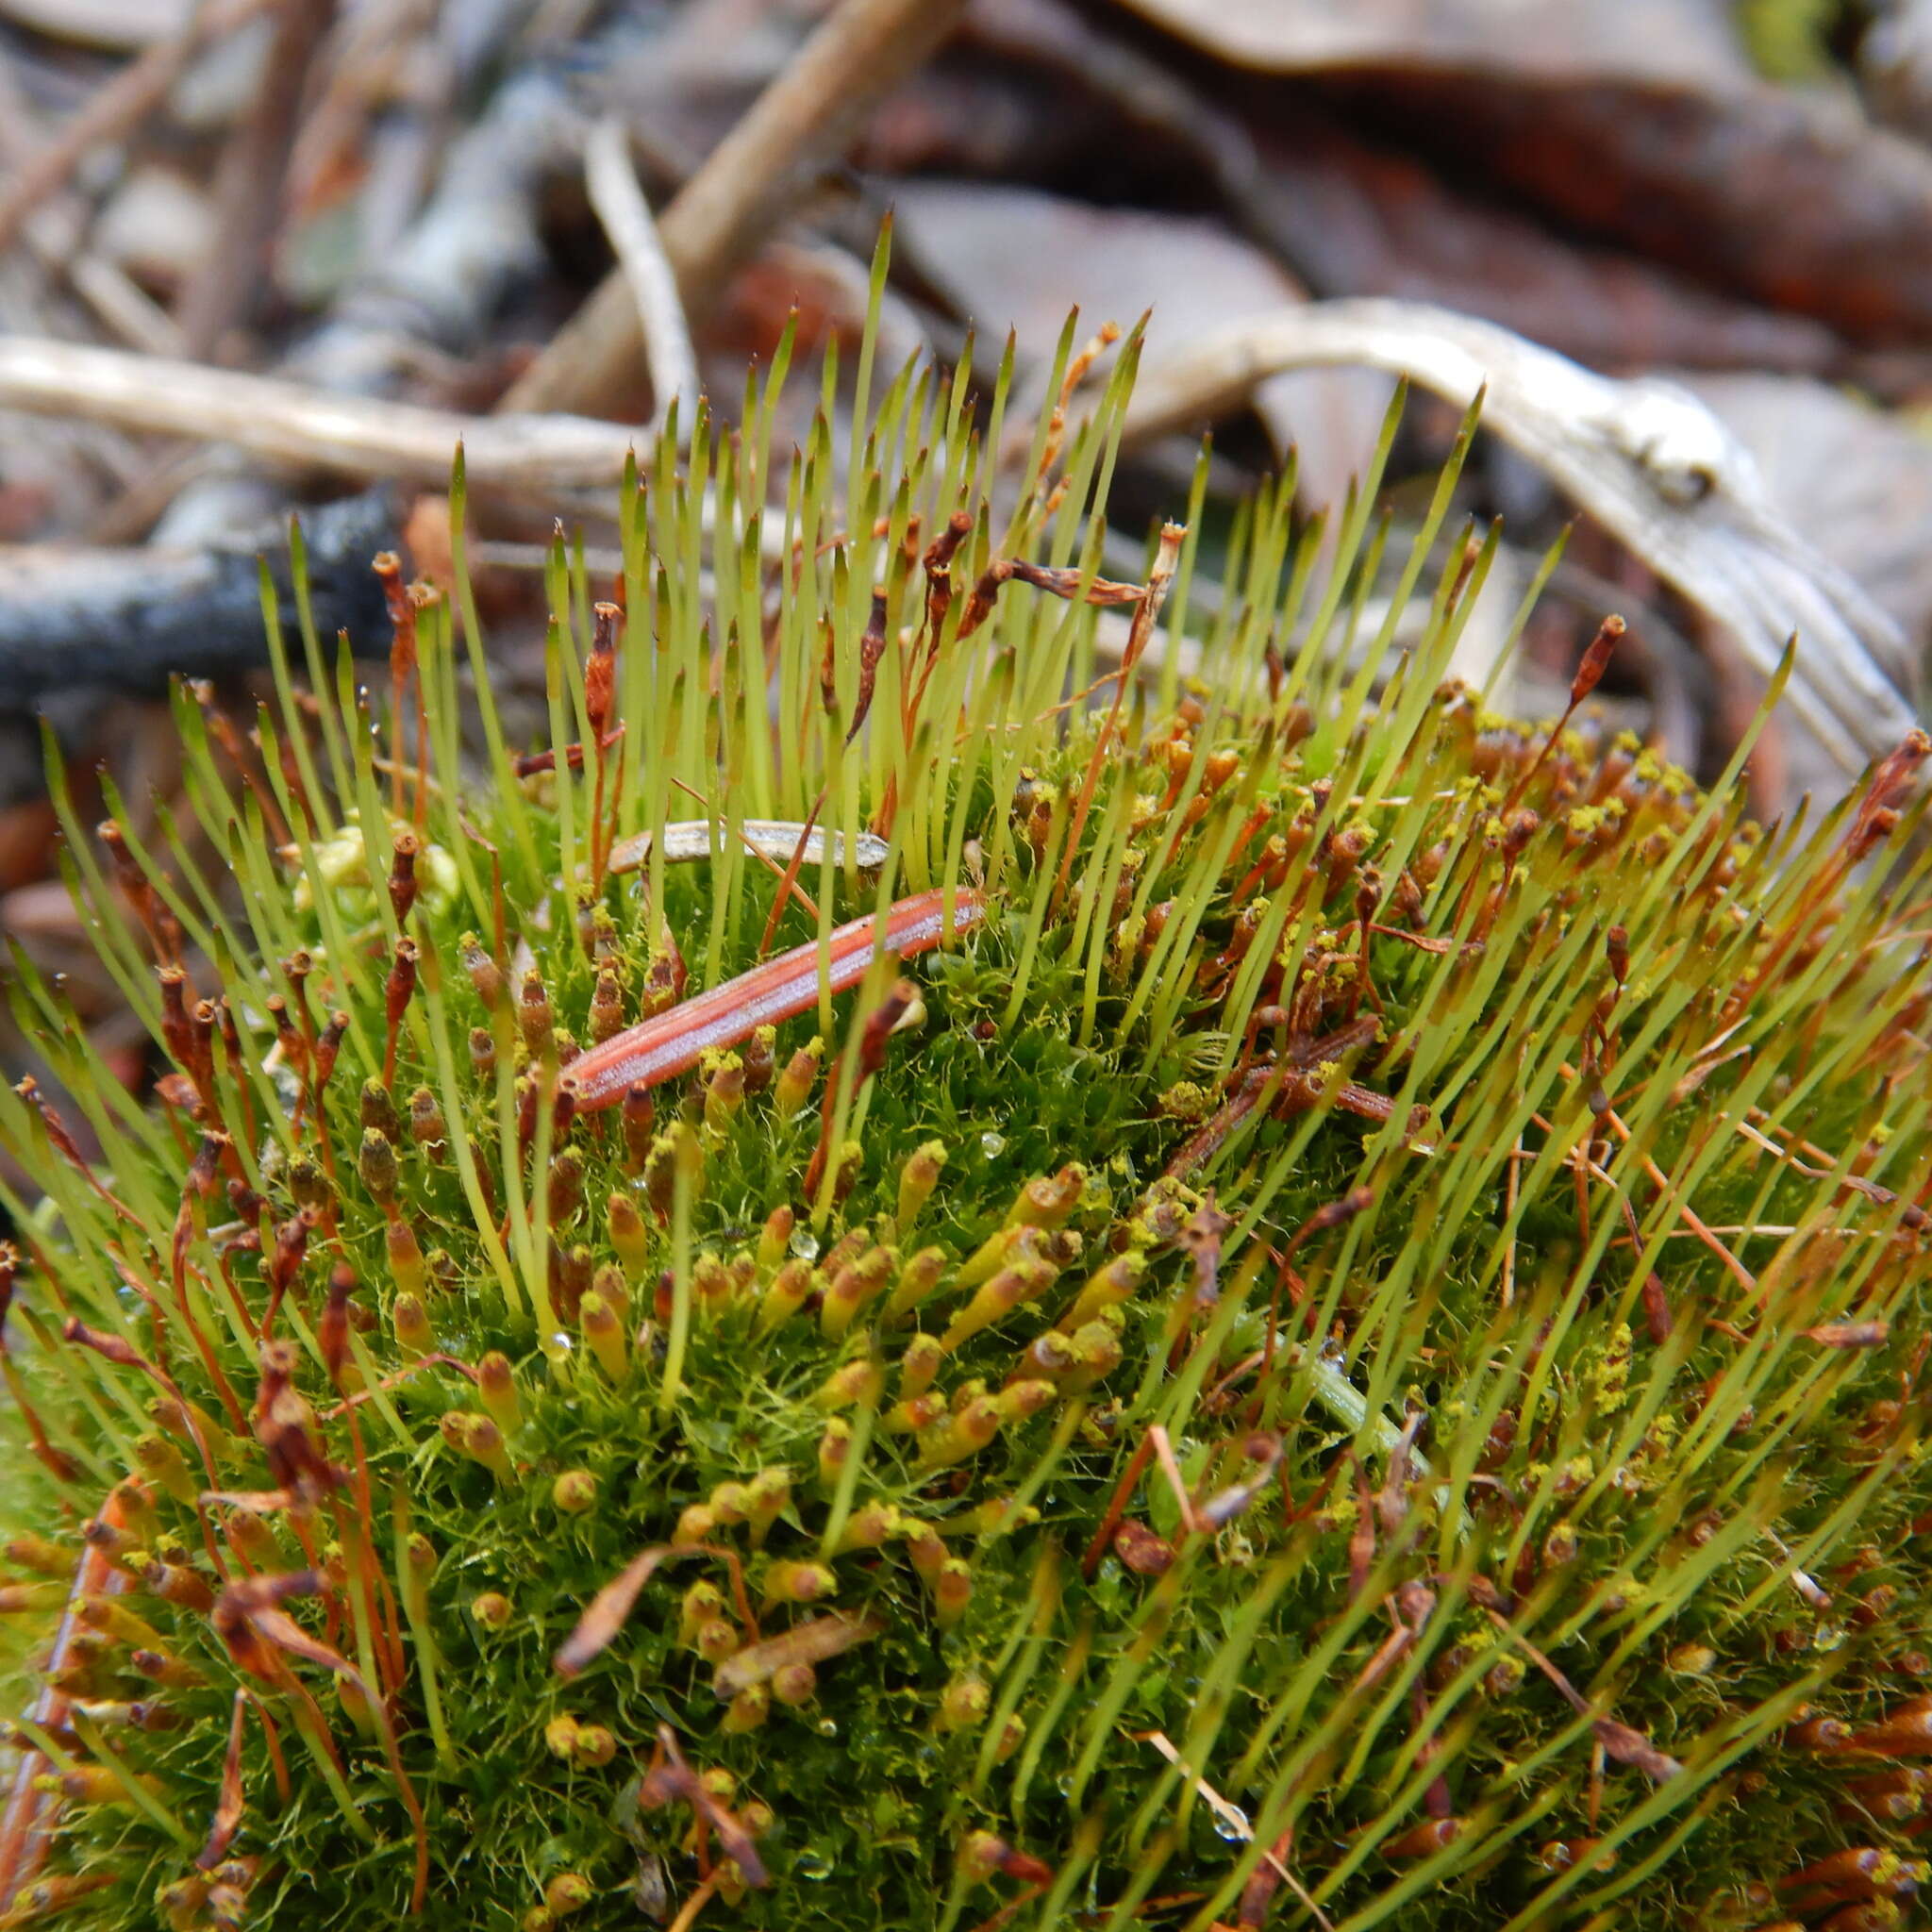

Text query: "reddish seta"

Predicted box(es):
[0, 1489, 139, 1911]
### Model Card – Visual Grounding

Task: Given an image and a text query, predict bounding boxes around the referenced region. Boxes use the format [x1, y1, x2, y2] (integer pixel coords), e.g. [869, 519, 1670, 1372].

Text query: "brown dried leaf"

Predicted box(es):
[555, 1545, 681, 1679]
[196, 1690, 248, 1871]
[710, 1610, 886, 1700]
[1109, 0, 1749, 85]
[1592, 1718, 1684, 1781]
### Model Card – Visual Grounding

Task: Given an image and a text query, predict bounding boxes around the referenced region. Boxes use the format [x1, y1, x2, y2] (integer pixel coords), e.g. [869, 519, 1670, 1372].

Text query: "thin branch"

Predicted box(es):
[175, 0, 339, 358]
[0, 0, 271, 256]
[582, 115, 698, 444]
[0, 337, 637, 490]
[1122, 298, 1916, 774]
[501, 0, 970, 417]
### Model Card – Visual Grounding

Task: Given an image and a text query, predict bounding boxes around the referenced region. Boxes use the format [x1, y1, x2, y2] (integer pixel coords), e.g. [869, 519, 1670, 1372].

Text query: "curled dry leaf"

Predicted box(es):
[709, 1610, 887, 1701]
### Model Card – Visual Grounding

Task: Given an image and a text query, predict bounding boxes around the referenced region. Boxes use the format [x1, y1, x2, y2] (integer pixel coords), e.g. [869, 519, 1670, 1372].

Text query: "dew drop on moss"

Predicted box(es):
[788, 1227, 820, 1262]
[979, 1132, 1007, 1158]
[794, 1849, 836, 1882]
[1212, 1804, 1252, 1842]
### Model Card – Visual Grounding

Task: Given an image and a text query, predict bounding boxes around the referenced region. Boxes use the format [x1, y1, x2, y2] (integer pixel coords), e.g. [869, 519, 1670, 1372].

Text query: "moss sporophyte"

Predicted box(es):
[1, 312, 1931, 1932]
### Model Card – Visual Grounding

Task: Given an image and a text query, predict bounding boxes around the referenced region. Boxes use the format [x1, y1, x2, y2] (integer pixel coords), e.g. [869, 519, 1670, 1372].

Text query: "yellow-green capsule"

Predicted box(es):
[607, 1191, 651, 1277]
[821, 1244, 895, 1340]
[387, 1215, 426, 1297]
[883, 1394, 946, 1436]
[4, 1533, 71, 1576]
[702, 1051, 745, 1130]
[817, 1418, 853, 1492]
[896, 1140, 947, 1230]
[588, 1260, 628, 1325]
[941, 1259, 1057, 1352]
[579, 1290, 626, 1383]
[1061, 1251, 1145, 1329]
[130, 1433, 197, 1507]
[758, 1205, 794, 1270]
[442, 1412, 514, 1483]
[774, 1038, 822, 1115]
[391, 1292, 432, 1358]
[902, 1521, 948, 1583]
[938, 1674, 990, 1732]
[678, 1580, 725, 1646]
[722, 1682, 771, 1734]
[544, 1873, 593, 1917]
[1005, 1164, 1085, 1230]
[922, 1396, 1003, 1468]
[572, 1724, 616, 1767]
[758, 1257, 816, 1332]
[932, 1557, 974, 1627]
[884, 1243, 950, 1321]
[1060, 1317, 1124, 1394]
[552, 1470, 598, 1515]
[477, 1352, 521, 1435]
[221, 1510, 279, 1570]
[772, 1660, 818, 1707]
[899, 1331, 945, 1398]
[762, 1560, 835, 1610]
[963, 1495, 1040, 1539]
[358, 1127, 399, 1205]
[696, 1617, 741, 1664]
[744, 1467, 791, 1546]
[995, 1379, 1056, 1424]
[813, 1358, 885, 1412]
[835, 1500, 899, 1553]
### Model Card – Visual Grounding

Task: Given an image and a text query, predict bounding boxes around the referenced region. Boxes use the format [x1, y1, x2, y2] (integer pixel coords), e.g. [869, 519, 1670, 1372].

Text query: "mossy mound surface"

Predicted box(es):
[1, 341, 1931, 1932]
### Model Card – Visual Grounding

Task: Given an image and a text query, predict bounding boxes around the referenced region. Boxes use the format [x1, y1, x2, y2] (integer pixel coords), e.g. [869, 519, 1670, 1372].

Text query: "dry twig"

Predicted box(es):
[582, 115, 697, 443]
[1122, 298, 1915, 774]
[175, 0, 339, 358]
[0, 336, 637, 490]
[501, 0, 970, 417]
[0, 0, 271, 257]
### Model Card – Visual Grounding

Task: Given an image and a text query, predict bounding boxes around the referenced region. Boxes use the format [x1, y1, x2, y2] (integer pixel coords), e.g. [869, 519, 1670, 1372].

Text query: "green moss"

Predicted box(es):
[1, 321, 1931, 1932]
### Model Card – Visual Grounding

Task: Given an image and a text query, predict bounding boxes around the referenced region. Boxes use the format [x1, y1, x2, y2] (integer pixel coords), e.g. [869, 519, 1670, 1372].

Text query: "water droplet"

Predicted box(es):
[789, 1228, 821, 1262]
[1814, 1622, 1848, 1653]
[541, 1330, 575, 1361]
[1211, 1804, 1252, 1842]
[794, 1849, 836, 1882]
[979, 1132, 1007, 1159]
[816, 1717, 838, 1738]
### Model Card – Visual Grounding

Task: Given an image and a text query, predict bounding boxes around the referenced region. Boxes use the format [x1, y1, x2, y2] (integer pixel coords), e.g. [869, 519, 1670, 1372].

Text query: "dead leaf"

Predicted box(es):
[710, 1610, 886, 1700]
[888, 178, 1390, 508]
[1108, 0, 1751, 88]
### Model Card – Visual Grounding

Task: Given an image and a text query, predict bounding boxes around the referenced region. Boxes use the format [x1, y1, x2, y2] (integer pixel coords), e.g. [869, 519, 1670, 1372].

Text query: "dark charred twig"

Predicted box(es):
[0, 490, 395, 707]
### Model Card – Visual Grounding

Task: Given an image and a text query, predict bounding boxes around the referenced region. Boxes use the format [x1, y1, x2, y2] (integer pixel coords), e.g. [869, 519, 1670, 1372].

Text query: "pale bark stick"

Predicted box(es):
[582, 115, 697, 442]
[0, 335, 638, 489]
